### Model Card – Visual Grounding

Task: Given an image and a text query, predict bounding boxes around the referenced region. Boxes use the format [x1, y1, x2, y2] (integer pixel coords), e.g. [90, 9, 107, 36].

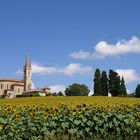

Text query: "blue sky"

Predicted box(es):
[0, 0, 140, 94]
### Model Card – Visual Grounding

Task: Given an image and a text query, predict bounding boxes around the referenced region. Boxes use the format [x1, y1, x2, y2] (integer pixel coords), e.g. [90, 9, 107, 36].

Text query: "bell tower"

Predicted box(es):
[24, 55, 32, 91]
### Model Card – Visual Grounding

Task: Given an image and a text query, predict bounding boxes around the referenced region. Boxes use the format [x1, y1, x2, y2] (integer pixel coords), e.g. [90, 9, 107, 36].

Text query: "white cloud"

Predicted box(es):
[88, 90, 93, 96]
[127, 89, 131, 94]
[32, 82, 36, 89]
[32, 63, 57, 75]
[94, 36, 140, 58]
[108, 93, 112, 97]
[116, 69, 140, 84]
[50, 85, 66, 94]
[70, 36, 140, 59]
[16, 63, 93, 76]
[70, 50, 91, 59]
[61, 63, 93, 76]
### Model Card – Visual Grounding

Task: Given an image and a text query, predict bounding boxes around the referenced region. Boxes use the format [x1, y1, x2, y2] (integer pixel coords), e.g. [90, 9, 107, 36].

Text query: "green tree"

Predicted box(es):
[65, 83, 90, 96]
[93, 68, 102, 96]
[58, 91, 64, 96]
[101, 71, 108, 96]
[52, 92, 57, 96]
[46, 93, 51, 96]
[119, 77, 127, 96]
[109, 70, 121, 97]
[135, 84, 140, 97]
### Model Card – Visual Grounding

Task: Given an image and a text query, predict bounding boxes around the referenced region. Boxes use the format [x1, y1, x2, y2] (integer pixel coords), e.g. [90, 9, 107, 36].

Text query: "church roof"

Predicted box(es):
[24, 55, 31, 68]
[0, 78, 24, 83]
[11, 84, 24, 87]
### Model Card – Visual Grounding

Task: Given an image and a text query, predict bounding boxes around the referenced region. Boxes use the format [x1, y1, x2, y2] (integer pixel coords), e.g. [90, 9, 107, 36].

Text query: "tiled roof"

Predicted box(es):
[12, 84, 24, 87]
[0, 78, 24, 83]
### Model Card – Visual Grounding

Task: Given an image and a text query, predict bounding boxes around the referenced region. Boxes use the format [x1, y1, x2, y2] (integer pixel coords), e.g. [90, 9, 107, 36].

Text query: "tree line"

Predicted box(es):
[47, 68, 140, 97]
[93, 68, 140, 97]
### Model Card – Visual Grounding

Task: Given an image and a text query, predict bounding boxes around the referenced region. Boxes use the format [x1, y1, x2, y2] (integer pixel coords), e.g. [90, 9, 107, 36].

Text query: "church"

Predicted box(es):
[0, 56, 50, 98]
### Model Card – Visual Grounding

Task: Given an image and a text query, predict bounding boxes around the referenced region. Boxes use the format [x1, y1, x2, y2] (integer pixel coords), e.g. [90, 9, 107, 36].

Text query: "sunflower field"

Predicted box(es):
[0, 96, 140, 140]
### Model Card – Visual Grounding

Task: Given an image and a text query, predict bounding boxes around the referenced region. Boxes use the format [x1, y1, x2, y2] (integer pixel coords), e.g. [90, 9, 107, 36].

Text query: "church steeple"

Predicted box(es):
[24, 55, 32, 91]
[25, 55, 31, 68]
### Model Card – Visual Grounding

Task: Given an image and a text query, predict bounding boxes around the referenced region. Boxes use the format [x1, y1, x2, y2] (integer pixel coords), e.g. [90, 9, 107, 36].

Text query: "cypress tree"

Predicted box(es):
[119, 77, 127, 96]
[101, 71, 108, 96]
[93, 68, 102, 96]
[109, 70, 120, 97]
[135, 84, 140, 97]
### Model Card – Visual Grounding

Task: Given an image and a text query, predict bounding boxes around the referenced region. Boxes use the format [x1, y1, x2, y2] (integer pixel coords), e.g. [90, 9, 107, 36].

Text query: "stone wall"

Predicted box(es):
[0, 81, 24, 96]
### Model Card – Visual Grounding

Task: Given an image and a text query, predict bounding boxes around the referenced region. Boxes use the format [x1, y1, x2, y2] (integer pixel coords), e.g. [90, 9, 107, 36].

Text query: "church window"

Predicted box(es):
[18, 88, 20, 93]
[7, 85, 8, 89]
[28, 71, 30, 75]
[1, 84, 2, 89]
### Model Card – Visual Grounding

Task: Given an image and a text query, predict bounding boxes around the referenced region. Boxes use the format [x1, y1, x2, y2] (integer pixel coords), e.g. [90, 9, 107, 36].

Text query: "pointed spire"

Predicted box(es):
[24, 55, 31, 68]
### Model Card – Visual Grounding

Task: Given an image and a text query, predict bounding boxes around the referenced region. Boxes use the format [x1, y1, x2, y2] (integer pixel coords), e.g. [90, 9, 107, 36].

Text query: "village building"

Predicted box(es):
[0, 56, 50, 98]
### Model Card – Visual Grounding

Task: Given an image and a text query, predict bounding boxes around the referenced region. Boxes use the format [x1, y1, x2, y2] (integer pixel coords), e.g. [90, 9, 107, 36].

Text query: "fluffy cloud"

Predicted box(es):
[70, 36, 140, 59]
[32, 63, 57, 75]
[61, 63, 93, 76]
[17, 63, 93, 76]
[50, 85, 66, 94]
[116, 69, 140, 84]
[94, 36, 140, 58]
[70, 50, 91, 59]
[88, 90, 93, 96]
